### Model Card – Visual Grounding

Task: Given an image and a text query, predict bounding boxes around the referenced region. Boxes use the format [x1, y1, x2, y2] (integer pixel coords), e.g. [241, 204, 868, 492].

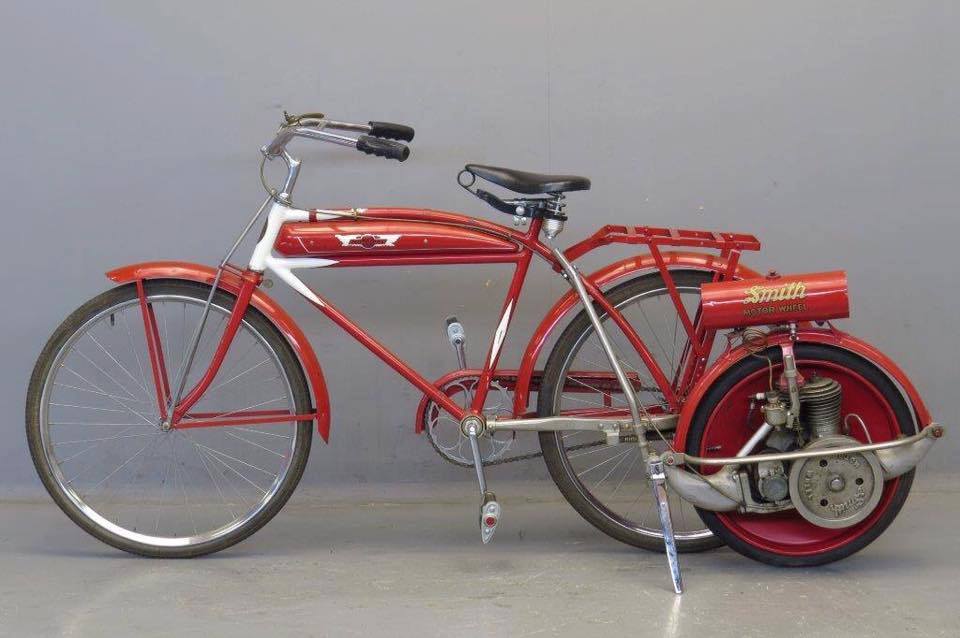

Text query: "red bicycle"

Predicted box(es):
[27, 112, 942, 592]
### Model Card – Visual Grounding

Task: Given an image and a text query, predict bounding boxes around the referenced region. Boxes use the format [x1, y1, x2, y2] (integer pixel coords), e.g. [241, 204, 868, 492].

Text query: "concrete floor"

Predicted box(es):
[1, 479, 957, 637]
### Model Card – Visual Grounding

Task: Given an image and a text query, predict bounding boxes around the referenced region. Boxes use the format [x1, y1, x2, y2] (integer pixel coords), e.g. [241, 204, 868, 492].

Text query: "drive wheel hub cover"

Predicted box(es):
[788, 435, 883, 529]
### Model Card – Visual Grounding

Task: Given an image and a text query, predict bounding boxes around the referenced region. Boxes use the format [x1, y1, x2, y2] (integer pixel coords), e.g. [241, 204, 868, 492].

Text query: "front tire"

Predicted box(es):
[26, 280, 313, 557]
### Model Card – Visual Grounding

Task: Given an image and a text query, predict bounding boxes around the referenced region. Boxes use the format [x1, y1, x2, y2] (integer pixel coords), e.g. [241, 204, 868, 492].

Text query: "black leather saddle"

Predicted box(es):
[464, 164, 591, 195]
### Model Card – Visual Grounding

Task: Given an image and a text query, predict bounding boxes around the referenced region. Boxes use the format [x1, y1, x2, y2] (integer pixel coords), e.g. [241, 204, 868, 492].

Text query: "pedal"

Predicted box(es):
[480, 491, 501, 544]
[445, 316, 467, 370]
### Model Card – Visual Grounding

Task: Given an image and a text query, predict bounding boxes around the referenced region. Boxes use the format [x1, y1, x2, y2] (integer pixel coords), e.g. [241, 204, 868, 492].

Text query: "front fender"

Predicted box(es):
[670, 327, 933, 454]
[511, 251, 760, 416]
[106, 261, 332, 442]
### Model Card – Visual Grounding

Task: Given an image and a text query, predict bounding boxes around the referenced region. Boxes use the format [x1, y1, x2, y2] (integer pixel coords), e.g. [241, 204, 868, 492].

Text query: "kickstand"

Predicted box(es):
[649, 457, 684, 594]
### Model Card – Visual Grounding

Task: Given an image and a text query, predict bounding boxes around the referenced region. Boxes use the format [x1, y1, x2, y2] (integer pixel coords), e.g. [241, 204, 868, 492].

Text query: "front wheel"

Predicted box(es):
[26, 280, 313, 557]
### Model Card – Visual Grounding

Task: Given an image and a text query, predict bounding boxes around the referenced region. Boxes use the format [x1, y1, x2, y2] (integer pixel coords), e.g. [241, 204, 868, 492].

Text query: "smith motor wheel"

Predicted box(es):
[686, 343, 915, 567]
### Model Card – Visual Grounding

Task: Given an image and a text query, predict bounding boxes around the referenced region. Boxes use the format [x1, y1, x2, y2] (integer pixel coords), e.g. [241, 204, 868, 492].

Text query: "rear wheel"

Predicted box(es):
[26, 280, 313, 557]
[538, 270, 725, 553]
[686, 343, 915, 566]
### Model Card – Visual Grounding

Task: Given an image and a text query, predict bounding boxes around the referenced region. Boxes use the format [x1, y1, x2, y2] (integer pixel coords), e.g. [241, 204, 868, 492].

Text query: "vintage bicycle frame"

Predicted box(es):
[108, 192, 772, 448]
[110, 200, 762, 437]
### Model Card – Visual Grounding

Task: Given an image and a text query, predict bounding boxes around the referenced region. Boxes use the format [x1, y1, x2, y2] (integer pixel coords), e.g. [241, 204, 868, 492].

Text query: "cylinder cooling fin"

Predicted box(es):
[798, 375, 843, 438]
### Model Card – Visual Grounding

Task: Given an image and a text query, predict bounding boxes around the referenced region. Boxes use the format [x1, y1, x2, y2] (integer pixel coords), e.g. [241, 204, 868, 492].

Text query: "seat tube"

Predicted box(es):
[470, 249, 534, 413]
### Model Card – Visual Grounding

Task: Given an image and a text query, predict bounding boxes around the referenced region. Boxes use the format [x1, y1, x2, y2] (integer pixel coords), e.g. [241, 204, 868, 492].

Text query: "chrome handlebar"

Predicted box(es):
[262, 113, 413, 159]
[260, 112, 413, 202]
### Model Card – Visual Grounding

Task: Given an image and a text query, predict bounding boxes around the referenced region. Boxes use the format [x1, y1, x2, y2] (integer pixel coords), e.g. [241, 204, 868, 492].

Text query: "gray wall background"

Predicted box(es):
[1, 1, 956, 492]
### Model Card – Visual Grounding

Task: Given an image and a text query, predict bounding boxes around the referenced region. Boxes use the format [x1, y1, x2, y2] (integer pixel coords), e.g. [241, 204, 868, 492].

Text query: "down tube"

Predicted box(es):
[302, 291, 470, 422]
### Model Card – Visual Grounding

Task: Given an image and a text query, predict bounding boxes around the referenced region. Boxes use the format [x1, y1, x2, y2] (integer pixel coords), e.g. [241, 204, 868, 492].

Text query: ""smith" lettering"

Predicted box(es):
[743, 281, 807, 305]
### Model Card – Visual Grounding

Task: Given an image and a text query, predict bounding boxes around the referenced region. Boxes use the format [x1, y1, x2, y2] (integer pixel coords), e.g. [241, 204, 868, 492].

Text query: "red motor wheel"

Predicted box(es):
[686, 343, 916, 566]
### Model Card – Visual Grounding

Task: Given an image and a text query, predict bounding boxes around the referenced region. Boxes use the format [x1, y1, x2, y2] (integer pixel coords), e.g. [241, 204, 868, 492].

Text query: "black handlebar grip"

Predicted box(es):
[367, 121, 415, 142]
[356, 135, 410, 161]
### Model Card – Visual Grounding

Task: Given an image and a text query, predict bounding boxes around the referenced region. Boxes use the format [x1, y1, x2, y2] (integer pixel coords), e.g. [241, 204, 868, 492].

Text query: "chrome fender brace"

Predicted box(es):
[549, 245, 684, 594]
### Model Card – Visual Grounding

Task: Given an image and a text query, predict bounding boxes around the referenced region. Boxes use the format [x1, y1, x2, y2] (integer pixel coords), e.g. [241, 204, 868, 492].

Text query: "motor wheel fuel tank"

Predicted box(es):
[700, 270, 849, 329]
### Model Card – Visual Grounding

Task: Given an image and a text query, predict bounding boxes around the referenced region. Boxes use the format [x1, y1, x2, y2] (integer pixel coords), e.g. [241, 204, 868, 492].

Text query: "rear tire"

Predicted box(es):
[538, 270, 723, 553]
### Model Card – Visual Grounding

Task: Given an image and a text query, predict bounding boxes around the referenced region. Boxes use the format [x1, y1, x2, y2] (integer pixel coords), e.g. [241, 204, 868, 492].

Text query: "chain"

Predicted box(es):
[424, 423, 605, 467]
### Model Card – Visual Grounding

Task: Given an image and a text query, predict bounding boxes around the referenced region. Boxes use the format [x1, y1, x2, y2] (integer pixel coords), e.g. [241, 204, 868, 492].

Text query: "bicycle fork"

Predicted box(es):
[549, 246, 684, 595]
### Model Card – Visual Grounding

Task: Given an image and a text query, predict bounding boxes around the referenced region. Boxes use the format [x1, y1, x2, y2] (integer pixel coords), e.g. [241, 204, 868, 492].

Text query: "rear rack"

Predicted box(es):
[563, 225, 762, 393]
[565, 225, 761, 262]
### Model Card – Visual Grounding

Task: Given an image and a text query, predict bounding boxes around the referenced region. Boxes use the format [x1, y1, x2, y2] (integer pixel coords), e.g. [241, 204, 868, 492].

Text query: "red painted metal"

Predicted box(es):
[296, 208, 555, 264]
[700, 270, 849, 329]
[564, 225, 761, 263]
[649, 244, 704, 358]
[136, 279, 170, 419]
[276, 219, 521, 263]
[302, 286, 471, 422]
[671, 326, 934, 454]
[171, 272, 261, 422]
[106, 261, 333, 441]
[696, 358, 904, 556]
[580, 275, 680, 410]
[176, 412, 319, 429]
[511, 252, 762, 416]
[470, 249, 534, 412]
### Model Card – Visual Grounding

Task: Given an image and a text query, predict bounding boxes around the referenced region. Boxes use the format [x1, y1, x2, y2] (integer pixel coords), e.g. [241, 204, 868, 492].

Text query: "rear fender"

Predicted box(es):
[670, 326, 933, 453]
[106, 261, 332, 442]
[512, 251, 760, 415]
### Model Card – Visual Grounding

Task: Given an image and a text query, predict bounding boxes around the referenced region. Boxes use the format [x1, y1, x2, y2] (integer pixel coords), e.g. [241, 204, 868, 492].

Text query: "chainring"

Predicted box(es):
[423, 376, 519, 467]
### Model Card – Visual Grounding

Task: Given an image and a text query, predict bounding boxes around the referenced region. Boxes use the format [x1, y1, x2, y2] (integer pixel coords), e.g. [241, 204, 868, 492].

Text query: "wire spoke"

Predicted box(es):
[60, 366, 156, 426]
[591, 446, 636, 490]
[193, 442, 278, 479]
[55, 432, 154, 445]
[87, 332, 151, 399]
[234, 427, 292, 439]
[53, 382, 149, 405]
[224, 430, 285, 458]
[83, 434, 159, 491]
[120, 310, 152, 403]
[50, 403, 126, 413]
[576, 447, 633, 479]
[609, 450, 641, 499]
[207, 359, 270, 394]
[73, 349, 140, 401]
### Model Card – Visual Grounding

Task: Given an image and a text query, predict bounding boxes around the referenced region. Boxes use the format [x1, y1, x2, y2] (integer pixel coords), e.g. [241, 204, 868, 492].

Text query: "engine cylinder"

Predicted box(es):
[799, 376, 843, 438]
